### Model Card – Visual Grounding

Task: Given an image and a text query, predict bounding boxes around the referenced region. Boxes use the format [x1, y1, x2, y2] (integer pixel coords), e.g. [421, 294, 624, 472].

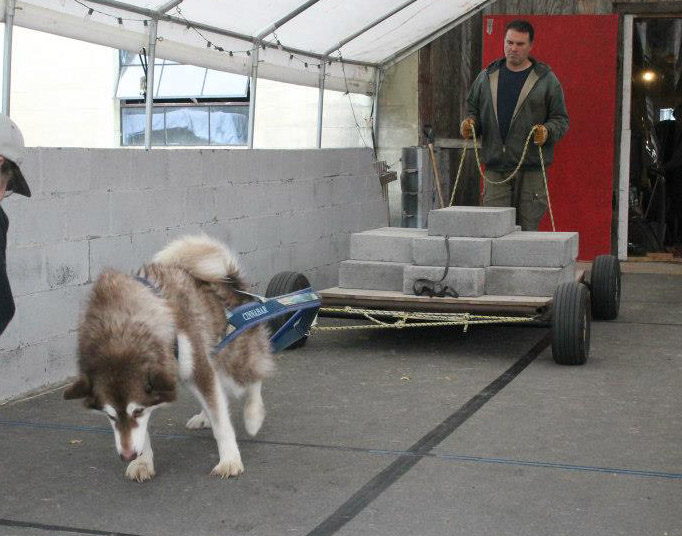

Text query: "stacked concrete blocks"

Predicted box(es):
[340, 206, 579, 298]
[486, 231, 578, 296]
[403, 207, 517, 297]
[339, 227, 427, 291]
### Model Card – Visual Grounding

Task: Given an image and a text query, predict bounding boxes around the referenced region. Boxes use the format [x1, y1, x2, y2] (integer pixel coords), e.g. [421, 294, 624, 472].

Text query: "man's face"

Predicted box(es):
[504, 29, 532, 69]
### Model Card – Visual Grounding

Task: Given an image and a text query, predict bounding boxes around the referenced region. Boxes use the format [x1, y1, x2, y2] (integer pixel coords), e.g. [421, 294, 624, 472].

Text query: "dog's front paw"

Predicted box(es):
[186, 411, 211, 430]
[210, 458, 244, 479]
[125, 459, 155, 482]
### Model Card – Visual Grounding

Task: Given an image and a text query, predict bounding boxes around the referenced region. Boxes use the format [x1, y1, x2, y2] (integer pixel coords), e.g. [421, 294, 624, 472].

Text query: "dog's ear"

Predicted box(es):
[146, 368, 176, 404]
[63, 375, 92, 400]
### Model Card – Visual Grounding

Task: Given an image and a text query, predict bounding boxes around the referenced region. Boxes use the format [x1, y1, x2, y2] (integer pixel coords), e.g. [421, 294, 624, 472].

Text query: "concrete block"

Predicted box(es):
[11, 196, 66, 246]
[185, 186, 218, 225]
[90, 235, 135, 277]
[313, 178, 333, 208]
[215, 183, 248, 220]
[41, 148, 91, 193]
[6, 244, 44, 296]
[129, 148, 169, 190]
[166, 150, 206, 189]
[14, 285, 88, 346]
[132, 231, 168, 266]
[350, 227, 428, 263]
[339, 260, 409, 291]
[491, 231, 579, 267]
[44, 241, 90, 290]
[0, 333, 78, 402]
[64, 192, 111, 240]
[403, 266, 486, 297]
[412, 236, 492, 268]
[90, 149, 135, 191]
[331, 175, 358, 206]
[428, 206, 516, 238]
[485, 264, 576, 296]
[289, 179, 316, 212]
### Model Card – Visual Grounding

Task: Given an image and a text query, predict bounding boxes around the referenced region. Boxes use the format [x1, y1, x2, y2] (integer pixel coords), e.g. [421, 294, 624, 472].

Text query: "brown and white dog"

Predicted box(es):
[64, 234, 274, 482]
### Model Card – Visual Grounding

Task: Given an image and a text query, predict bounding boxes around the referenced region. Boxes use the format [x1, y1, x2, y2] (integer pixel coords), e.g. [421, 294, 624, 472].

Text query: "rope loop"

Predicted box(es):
[449, 125, 556, 232]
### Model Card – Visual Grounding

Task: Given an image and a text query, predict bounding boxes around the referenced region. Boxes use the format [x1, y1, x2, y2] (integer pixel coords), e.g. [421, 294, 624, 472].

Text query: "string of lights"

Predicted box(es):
[71, 0, 374, 148]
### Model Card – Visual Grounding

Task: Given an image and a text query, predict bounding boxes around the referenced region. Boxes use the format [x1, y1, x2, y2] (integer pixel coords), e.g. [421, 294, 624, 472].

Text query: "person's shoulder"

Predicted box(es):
[484, 58, 504, 74]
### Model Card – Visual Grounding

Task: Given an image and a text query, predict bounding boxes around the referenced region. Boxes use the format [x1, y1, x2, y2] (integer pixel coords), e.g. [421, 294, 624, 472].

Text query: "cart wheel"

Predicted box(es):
[552, 282, 591, 366]
[590, 254, 621, 320]
[265, 271, 311, 349]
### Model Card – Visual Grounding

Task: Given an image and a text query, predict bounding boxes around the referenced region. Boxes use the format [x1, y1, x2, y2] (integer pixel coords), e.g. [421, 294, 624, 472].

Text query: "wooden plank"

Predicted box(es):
[319, 287, 552, 315]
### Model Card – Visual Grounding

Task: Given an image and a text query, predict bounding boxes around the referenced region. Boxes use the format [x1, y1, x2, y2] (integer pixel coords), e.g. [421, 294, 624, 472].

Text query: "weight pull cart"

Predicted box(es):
[264, 254, 621, 366]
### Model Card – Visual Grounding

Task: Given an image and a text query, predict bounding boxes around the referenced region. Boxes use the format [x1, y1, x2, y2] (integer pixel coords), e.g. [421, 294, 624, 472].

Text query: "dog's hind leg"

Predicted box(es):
[243, 381, 265, 436]
[186, 410, 211, 430]
[125, 432, 155, 482]
[189, 376, 244, 479]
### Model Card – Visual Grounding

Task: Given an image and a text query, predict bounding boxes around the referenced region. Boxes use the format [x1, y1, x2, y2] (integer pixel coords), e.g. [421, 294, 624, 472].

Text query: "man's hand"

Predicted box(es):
[533, 124, 549, 146]
[460, 117, 476, 139]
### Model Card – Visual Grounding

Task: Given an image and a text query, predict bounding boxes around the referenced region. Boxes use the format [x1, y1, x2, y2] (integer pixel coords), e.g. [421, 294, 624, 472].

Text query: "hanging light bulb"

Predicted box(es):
[641, 70, 656, 83]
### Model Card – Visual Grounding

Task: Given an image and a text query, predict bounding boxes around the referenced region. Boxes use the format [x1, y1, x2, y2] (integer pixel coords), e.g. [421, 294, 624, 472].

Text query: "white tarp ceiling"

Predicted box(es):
[4, 0, 489, 95]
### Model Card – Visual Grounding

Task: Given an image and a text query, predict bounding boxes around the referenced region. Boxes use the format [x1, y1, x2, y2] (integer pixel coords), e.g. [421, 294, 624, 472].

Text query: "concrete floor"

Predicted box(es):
[1, 270, 681, 536]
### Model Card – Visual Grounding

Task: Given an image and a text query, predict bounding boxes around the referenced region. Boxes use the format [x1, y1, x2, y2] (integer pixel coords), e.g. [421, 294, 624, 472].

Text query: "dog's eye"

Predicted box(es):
[132, 408, 144, 418]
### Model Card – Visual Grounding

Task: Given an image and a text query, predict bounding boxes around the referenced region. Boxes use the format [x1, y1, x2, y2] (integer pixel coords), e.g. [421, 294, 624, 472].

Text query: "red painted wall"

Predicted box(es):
[482, 15, 619, 260]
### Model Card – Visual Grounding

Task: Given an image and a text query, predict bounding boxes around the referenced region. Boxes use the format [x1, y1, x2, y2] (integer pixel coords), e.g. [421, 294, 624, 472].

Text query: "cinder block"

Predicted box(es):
[485, 264, 576, 296]
[339, 260, 409, 291]
[492, 231, 579, 267]
[412, 236, 491, 267]
[428, 206, 516, 238]
[403, 266, 486, 297]
[350, 227, 428, 262]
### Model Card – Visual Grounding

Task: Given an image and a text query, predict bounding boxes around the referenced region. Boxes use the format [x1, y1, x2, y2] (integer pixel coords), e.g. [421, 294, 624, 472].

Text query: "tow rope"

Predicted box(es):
[449, 125, 556, 232]
[412, 235, 459, 298]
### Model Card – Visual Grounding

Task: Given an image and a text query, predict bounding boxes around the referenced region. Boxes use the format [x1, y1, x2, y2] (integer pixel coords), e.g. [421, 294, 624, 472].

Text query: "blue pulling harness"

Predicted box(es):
[135, 276, 321, 354]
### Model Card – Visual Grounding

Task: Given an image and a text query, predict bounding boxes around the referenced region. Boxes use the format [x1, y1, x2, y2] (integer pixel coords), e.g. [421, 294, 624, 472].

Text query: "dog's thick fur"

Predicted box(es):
[64, 234, 274, 482]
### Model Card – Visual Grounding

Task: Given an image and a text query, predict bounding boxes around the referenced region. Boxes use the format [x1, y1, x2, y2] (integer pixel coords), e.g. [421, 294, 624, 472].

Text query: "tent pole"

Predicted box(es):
[247, 41, 259, 149]
[316, 59, 326, 148]
[2, 0, 16, 116]
[144, 19, 158, 150]
[255, 0, 322, 40]
[322, 0, 417, 57]
[372, 67, 382, 154]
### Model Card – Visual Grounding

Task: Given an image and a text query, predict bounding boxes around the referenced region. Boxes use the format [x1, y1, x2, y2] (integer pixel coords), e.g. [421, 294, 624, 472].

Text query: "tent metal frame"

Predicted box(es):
[2, 0, 492, 149]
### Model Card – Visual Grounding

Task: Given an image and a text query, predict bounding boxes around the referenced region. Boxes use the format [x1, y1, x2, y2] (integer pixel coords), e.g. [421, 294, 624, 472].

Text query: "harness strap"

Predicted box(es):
[412, 236, 459, 298]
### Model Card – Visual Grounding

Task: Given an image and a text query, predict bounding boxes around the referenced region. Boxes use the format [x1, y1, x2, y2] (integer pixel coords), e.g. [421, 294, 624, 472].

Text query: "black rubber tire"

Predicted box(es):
[552, 282, 591, 366]
[265, 271, 311, 349]
[590, 255, 621, 320]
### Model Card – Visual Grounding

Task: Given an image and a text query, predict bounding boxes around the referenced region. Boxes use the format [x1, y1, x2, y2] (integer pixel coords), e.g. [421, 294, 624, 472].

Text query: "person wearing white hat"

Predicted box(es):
[0, 113, 31, 336]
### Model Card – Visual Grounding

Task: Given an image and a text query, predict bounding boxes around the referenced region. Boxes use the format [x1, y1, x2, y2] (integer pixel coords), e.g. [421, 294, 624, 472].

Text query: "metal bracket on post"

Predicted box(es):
[316, 58, 327, 149]
[247, 40, 260, 149]
[2, 0, 16, 116]
[144, 18, 158, 150]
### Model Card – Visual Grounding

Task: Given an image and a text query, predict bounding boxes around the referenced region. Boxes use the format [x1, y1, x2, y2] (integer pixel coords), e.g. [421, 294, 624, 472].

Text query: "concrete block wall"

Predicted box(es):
[0, 147, 386, 402]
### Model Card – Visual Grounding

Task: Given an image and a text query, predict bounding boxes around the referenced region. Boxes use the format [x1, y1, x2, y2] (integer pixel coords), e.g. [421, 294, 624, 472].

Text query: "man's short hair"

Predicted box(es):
[505, 20, 534, 43]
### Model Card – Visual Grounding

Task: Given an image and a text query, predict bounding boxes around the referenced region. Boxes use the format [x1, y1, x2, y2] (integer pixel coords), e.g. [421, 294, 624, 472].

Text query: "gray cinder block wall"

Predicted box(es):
[0, 147, 386, 402]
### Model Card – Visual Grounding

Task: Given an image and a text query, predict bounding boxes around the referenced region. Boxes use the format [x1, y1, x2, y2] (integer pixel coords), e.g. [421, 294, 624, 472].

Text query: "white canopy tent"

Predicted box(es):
[1, 0, 492, 148]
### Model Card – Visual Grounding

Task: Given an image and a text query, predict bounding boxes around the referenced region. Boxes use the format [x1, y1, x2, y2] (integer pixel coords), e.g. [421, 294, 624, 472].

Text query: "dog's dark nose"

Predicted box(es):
[120, 450, 138, 462]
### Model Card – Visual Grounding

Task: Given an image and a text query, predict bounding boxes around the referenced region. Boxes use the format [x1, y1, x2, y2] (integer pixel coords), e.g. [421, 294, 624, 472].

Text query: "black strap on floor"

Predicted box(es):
[0, 518, 143, 536]
[412, 235, 459, 298]
[306, 331, 552, 536]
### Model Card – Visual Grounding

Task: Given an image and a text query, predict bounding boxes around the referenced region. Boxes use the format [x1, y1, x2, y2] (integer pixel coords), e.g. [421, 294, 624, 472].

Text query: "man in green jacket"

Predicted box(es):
[461, 19, 569, 231]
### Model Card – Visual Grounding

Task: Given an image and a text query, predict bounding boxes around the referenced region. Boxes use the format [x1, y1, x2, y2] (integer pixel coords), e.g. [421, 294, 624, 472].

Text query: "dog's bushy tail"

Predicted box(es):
[153, 234, 244, 288]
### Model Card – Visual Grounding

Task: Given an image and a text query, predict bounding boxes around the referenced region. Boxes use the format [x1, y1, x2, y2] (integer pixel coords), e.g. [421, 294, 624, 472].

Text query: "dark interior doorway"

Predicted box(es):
[628, 17, 682, 257]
